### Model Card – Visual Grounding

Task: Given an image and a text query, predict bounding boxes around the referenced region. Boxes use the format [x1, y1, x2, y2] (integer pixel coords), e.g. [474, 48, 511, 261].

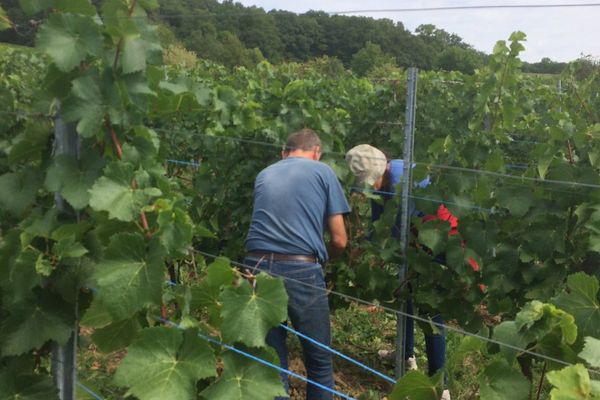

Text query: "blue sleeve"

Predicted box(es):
[325, 168, 350, 216]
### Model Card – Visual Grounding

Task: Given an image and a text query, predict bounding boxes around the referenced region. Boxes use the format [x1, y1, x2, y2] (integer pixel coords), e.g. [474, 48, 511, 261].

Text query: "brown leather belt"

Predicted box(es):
[246, 252, 318, 263]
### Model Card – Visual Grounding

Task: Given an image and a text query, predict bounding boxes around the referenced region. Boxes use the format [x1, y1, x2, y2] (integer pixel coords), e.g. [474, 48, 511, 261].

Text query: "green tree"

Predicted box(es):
[351, 41, 396, 76]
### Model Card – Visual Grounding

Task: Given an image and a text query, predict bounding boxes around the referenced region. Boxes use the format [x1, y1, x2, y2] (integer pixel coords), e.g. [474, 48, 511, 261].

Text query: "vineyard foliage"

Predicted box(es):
[1, 1, 600, 399]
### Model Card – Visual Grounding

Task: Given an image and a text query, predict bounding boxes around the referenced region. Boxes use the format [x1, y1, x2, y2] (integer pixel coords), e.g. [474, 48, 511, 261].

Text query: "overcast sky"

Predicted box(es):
[235, 0, 600, 63]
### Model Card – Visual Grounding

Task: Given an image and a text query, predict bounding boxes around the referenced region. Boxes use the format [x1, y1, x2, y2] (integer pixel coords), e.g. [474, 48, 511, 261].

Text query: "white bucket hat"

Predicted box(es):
[345, 144, 387, 186]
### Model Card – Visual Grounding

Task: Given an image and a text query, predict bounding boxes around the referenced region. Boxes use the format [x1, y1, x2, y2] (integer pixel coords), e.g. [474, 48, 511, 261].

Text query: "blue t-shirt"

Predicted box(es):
[245, 157, 350, 262]
[371, 159, 424, 237]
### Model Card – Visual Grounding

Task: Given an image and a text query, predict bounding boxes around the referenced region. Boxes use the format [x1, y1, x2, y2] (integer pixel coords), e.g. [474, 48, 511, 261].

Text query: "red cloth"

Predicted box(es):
[423, 205, 481, 274]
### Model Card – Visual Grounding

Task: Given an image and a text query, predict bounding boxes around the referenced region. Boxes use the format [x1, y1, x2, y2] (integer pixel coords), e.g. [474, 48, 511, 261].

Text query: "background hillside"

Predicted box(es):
[0, 0, 567, 74]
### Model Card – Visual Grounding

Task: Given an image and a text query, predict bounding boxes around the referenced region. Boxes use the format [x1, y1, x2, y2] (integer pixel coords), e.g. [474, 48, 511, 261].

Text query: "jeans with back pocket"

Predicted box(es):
[244, 257, 333, 400]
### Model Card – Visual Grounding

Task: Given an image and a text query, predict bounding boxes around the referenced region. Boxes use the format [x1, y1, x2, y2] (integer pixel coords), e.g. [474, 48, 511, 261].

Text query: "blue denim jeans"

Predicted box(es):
[244, 258, 333, 400]
[405, 299, 446, 378]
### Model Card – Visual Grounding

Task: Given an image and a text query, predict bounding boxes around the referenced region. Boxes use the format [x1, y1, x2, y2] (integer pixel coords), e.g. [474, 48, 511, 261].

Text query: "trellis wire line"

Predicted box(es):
[418, 162, 600, 189]
[329, 3, 600, 14]
[162, 279, 394, 383]
[194, 249, 591, 373]
[5, 113, 597, 190]
[166, 159, 201, 168]
[158, 128, 600, 190]
[83, 3, 600, 20]
[50, 356, 105, 400]
[350, 186, 493, 213]
[77, 382, 104, 400]
[278, 324, 396, 384]
[157, 317, 358, 400]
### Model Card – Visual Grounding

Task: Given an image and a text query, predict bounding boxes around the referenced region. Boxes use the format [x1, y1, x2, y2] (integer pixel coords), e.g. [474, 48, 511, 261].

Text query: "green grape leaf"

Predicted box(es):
[0, 291, 74, 356]
[0, 7, 10, 31]
[115, 327, 216, 400]
[492, 321, 529, 364]
[92, 317, 141, 353]
[91, 233, 164, 320]
[18, 0, 51, 15]
[0, 244, 42, 305]
[553, 273, 600, 338]
[0, 370, 58, 400]
[53, 236, 88, 259]
[219, 274, 288, 347]
[418, 220, 449, 255]
[89, 162, 153, 222]
[139, 0, 159, 10]
[496, 186, 534, 217]
[80, 298, 113, 329]
[0, 171, 41, 217]
[8, 123, 50, 165]
[36, 14, 102, 72]
[190, 258, 237, 324]
[157, 206, 194, 256]
[53, 0, 97, 15]
[547, 364, 594, 399]
[62, 75, 105, 138]
[479, 360, 530, 400]
[389, 371, 439, 400]
[201, 349, 286, 400]
[579, 337, 600, 368]
[122, 37, 148, 74]
[45, 151, 104, 210]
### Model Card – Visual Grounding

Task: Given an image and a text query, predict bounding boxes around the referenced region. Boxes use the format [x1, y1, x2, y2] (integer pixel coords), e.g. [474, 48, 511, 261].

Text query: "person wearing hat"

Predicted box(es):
[245, 128, 350, 400]
[345, 144, 449, 400]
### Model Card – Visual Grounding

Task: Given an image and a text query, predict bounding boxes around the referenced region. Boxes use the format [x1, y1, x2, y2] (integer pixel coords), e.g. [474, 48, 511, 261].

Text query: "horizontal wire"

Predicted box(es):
[49, 355, 106, 400]
[77, 382, 104, 400]
[166, 159, 201, 168]
[329, 3, 600, 14]
[194, 249, 593, 373]
[278, 324, 396, 384]
[75, 3, 600, 20]
[350, 186, 493, 213]
[419, 161, 600, 189]
[4, 112, 598, 191]
[158, 317, 358, 400]
[163, 279, 394, 383]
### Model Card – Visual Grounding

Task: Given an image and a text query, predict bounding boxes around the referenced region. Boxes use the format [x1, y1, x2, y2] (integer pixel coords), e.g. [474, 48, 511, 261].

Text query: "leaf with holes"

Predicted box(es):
[91, 233, 164, 320]
[190, 258, 237, 324]
[115, 327, 216, 400]
[201, 349, 286, 400]
[219, 274, 287, 347]
[89, 162, 155, 222]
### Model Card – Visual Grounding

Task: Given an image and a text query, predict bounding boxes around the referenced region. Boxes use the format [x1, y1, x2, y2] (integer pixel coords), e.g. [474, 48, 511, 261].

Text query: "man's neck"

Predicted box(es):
[283, 149, 319, 160]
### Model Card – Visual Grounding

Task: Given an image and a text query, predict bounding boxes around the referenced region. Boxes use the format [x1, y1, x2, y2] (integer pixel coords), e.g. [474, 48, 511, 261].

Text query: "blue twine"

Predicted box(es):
[157, 317, 357, 400]
[77, 382, 104, 400]
[166, 159, 201, 168]
[162, 280, 392, 383]
[279, 324, 396, 384]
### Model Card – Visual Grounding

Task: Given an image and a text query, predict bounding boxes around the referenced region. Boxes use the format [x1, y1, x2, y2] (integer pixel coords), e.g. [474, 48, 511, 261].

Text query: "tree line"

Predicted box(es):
[0, 0, 568, 75]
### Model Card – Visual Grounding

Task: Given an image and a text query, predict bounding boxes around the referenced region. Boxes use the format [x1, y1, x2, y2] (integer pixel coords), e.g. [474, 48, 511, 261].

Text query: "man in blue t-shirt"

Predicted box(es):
[245, 128, 350, 400]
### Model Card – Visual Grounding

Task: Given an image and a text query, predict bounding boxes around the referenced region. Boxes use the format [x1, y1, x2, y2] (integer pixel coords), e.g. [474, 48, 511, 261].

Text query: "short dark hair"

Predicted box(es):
[284, 128, 321, 152]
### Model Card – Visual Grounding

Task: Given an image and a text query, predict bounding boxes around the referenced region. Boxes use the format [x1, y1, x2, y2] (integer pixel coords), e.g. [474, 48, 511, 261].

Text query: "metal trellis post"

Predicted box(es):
[52, 110, 80, 400]
[395, 67, 418, 380]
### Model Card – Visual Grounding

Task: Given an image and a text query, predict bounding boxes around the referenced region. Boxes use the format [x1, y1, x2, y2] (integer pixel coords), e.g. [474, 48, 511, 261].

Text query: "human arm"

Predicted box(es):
[327, 213, 348, 257]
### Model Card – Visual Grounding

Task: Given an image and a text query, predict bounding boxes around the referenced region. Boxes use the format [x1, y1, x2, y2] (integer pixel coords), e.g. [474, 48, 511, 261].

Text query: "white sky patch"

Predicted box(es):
[234, 0, 600, 62]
